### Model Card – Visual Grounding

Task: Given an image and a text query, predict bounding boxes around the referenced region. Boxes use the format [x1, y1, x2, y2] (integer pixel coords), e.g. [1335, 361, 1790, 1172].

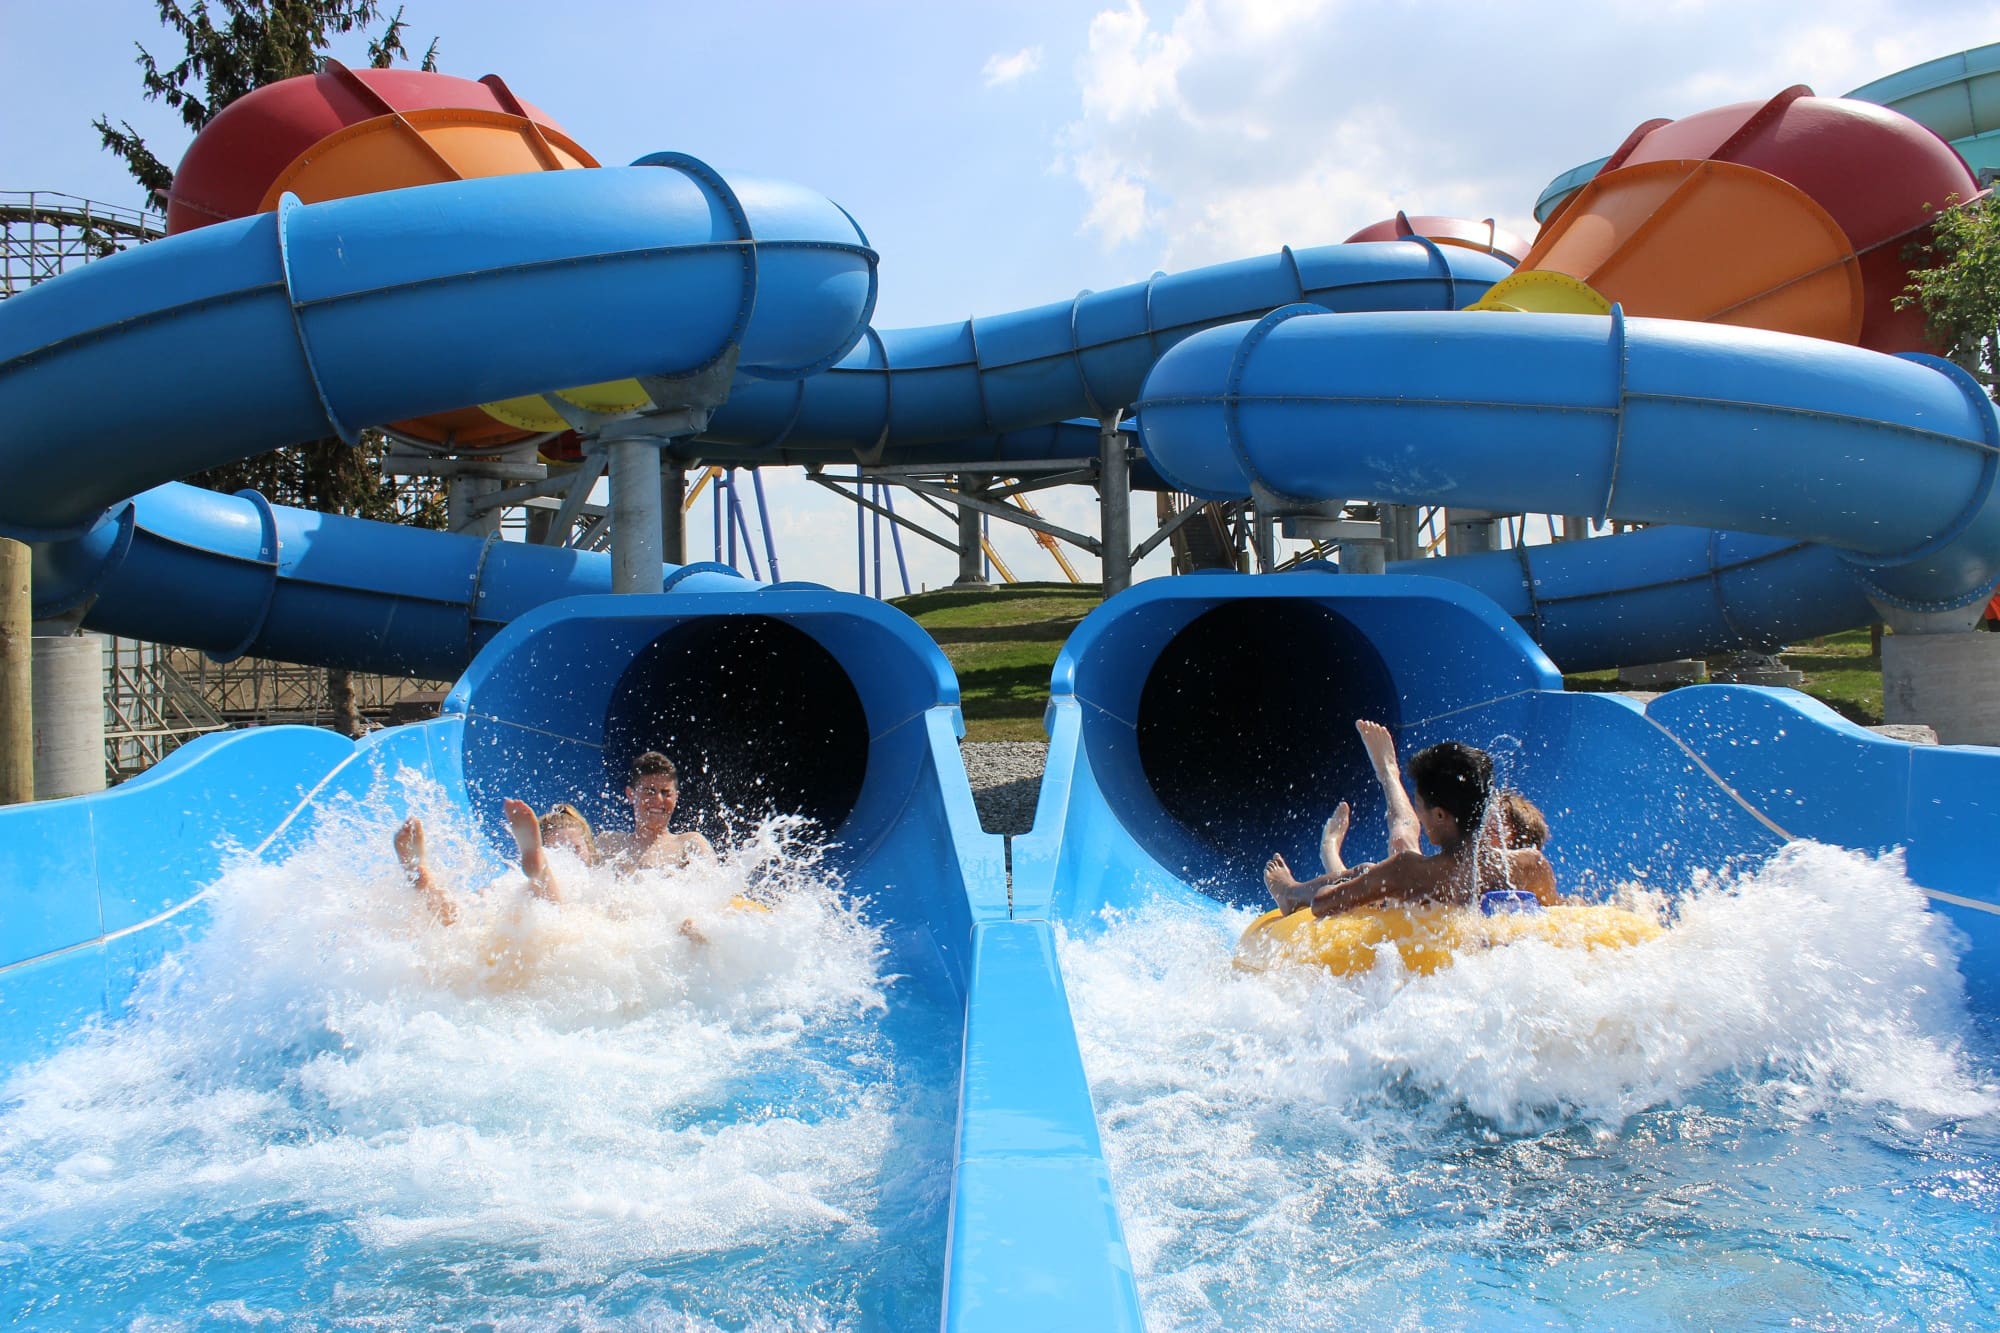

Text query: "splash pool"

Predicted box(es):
[1060, 844, 2000, 1330]
[0, 790, 959, 1329]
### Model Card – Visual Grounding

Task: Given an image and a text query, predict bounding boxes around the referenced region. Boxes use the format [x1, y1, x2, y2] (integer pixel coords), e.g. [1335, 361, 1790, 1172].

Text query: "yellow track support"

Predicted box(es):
[682, 466, 724, 512]
[979, 535, 1018, 584]
[1008, 490, 1082, 583]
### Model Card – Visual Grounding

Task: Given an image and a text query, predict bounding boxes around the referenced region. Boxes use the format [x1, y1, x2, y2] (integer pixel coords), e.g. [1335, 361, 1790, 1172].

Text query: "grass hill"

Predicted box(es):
[893, 582, 1888, 743]
[891, 584, 1100, 741]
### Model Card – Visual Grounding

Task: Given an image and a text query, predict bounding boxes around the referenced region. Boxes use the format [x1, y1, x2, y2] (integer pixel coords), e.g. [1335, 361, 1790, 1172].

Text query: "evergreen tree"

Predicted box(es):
[93, 1, 449, 734]
[94, 2, 438, 209]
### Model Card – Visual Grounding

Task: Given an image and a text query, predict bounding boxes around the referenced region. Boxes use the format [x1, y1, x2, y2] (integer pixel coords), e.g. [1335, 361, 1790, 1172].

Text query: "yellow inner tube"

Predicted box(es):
[1236, 902, 1663, 977]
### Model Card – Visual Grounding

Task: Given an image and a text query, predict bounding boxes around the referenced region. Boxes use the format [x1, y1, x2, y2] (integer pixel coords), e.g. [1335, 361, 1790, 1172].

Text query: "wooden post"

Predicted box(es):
[0, 538, 33, 805]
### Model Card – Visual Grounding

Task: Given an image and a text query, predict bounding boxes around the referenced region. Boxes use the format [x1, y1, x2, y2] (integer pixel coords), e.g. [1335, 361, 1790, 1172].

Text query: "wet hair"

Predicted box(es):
[1407, 741, 1494, 838]
[1497, 790, 1548, 850]
[628, 751, 678, 786]
[540, 803, 597, 861]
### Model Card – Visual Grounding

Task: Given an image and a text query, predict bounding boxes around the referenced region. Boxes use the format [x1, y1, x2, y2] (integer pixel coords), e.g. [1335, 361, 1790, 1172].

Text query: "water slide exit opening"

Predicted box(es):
[1135, 599, 1399, 894]
[1033, 575, 1566, 916]
[603, 615, 870, 841]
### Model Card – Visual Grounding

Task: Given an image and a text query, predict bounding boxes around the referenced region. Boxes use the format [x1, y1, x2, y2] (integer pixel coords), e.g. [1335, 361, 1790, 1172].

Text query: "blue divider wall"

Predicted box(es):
[0, 717, 484, 1070]
[945, 920, 1143, 1332]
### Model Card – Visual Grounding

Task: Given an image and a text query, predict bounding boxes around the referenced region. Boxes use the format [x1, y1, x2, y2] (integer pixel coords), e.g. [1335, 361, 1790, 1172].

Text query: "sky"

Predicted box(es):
[4, 0, 1997, 593]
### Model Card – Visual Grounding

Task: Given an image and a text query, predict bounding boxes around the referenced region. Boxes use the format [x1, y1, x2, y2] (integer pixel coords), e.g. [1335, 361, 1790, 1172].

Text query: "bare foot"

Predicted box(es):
[503, 798, 540, 856]
[1319, 801, 1351, 877]
[396, 816, 457, 924]
[679, 917, 710, 947]
[394, 816, 426, 876]
[505, 798, 561, 903]
[1264, 853, 1307, 913]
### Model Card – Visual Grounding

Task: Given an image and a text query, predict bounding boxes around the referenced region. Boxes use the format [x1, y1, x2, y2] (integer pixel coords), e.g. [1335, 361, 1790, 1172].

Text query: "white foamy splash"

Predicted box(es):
[1060, 842, 2000, 1330]
[0, 775, 953, 1329]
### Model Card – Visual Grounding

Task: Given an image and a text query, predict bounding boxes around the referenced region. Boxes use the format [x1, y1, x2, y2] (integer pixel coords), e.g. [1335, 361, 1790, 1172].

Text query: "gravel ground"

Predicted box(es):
[960, 741, 1048, 835]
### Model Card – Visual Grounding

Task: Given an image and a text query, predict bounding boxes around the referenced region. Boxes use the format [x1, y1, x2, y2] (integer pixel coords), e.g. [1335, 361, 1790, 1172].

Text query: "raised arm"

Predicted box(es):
[1356, 720, 1422, 857]
[1310, 849, 1453, 917]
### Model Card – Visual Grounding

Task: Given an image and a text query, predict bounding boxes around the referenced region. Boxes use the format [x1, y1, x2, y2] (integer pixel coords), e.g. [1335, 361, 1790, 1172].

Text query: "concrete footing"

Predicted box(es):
[1883, 631, 2000, 746]
[1618, 660, 1706, 689]
[1708, 650, 1805, 688]
[33, 633, 106, 800]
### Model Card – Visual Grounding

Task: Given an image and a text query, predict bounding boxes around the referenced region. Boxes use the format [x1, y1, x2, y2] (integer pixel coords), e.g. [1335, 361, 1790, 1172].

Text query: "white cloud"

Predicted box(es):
[982, 45, 1046, 88]
[1056, 0, 1999, 270]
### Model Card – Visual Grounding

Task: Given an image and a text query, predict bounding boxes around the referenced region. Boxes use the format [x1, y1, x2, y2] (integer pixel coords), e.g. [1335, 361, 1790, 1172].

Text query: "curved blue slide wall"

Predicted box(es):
[1015, 573, 2000, 1013]
[0, 162, 1145, 1328]
[0, 585, 1146, 1330]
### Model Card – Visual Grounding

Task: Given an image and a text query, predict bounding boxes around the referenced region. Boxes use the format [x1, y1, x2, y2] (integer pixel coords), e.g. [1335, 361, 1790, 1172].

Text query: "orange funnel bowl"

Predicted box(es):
[1519, 158, 1863, 343]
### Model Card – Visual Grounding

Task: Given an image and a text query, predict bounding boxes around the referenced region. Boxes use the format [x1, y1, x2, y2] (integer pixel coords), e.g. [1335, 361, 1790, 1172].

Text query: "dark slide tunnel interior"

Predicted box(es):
[603, 616, 871, 844]
[1130, 599, 1403, 900]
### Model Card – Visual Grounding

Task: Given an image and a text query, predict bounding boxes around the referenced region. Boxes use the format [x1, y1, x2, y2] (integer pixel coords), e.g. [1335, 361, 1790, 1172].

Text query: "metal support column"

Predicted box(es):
[1385, 505, 1421, 562]
[609, 436, 667, 594]
[1445, 508, 1500, 555]
[0, 538, 31, 804]
[1099, 412, 1133, 596]
[447, 474, 504, 538]
[1252, 507, 1277, 572]
[661, 464, 687, 565]
[955, 473, 989, 586]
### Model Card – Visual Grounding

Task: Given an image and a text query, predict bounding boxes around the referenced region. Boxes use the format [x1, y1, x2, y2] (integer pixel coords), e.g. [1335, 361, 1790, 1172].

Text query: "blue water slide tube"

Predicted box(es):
[1139, 307, 2000, 616]
[0, 159, 874, 665]
[700, 241, 1513, 451]
[0, 159, 878, 543]
[1392, 527, 1877, 672]
[31, 482, 748, 678]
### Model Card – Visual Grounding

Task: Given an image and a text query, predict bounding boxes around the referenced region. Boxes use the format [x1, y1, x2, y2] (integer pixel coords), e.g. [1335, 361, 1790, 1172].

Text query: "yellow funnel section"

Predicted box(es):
[1520, 158, 1864, 343]
[1465, 270, 1613, 315]
[483, 382, 656, 432]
